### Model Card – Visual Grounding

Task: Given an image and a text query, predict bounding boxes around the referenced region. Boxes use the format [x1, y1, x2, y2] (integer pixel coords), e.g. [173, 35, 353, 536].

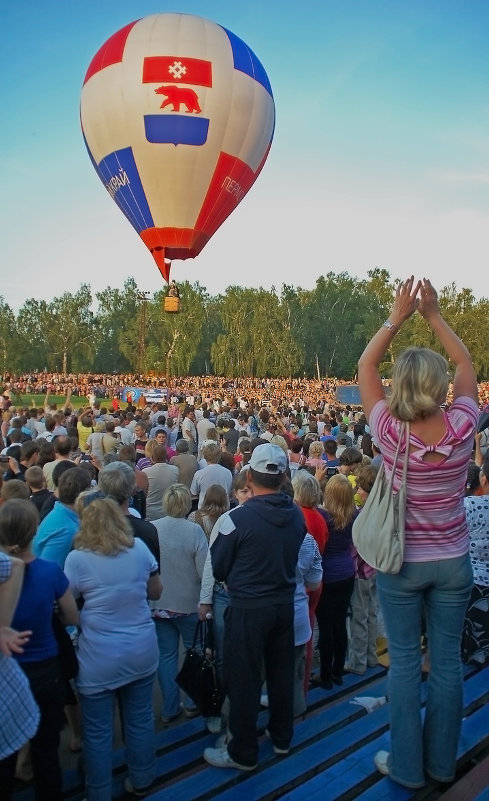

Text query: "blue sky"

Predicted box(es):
[2, 0, 489, 312]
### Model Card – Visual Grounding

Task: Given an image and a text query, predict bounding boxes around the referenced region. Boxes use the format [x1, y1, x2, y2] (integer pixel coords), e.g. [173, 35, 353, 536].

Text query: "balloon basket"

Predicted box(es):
[164, 296, 180, 314]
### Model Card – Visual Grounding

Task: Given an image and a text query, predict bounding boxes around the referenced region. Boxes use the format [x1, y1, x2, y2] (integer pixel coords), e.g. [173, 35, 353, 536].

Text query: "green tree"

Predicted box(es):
[47, 285, 96, 374]
[251, 288, 303, 376]
[95, 278, 141, 373]
[355, 269, 399, 375]
[280, 283, 309, 377]
[17, 288, 96, 374]
[436, 284, 489, 380]
[6, 270, 489, 380]
[16, 299, 53, 372]
[189, 292, 224, 375]
[302, 273, 364, 378]
[211, 287, 256, 376]
[145, 282, 208, 377]
[0, 297, 18, 378]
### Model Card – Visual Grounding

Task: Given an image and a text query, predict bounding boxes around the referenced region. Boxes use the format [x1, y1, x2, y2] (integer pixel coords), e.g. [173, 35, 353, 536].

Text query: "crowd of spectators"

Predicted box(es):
[0, 362, 488, 798]
[2, 371, 489, 416]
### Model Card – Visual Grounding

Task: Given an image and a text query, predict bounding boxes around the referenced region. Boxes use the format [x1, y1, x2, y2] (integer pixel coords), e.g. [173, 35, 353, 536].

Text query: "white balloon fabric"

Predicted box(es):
[80, 13, 275, 282]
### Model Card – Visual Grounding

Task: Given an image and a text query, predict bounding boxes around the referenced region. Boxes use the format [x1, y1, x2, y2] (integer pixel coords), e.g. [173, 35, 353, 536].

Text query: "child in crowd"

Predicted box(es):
[346, 465, 379, 675]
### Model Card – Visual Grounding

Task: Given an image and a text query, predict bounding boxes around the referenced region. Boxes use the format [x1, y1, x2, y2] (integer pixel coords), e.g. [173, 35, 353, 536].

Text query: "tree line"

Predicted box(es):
[1, 269, 489, 380]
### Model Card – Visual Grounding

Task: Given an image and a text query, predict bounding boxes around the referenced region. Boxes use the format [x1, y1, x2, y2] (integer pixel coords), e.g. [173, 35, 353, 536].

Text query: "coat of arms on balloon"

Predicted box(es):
[80, 13, 275, 296]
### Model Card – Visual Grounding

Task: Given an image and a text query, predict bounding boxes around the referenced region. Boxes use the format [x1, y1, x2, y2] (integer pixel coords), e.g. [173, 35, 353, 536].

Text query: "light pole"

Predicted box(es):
[136, 291, 150, 376]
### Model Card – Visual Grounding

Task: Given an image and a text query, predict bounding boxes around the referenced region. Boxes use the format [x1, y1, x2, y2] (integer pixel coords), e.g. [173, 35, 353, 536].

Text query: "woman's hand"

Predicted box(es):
[390, 276, 421, 326]
[315, 463, 327, 482]
[0, 626, 32, 657]
[198, 603, 213, 621]
[417, 278, 440, 321]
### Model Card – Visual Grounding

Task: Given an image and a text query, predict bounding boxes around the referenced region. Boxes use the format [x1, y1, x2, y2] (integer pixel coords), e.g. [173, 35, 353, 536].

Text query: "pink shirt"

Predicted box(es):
[370, 397, 478, 562]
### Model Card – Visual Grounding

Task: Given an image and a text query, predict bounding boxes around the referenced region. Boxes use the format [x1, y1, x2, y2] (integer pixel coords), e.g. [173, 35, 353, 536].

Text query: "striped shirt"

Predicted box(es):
[370, 397, 478, 562]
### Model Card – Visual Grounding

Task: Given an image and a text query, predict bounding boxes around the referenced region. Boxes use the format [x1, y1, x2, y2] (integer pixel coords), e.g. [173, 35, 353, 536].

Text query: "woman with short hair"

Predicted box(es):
[150, 484, 208, 723]
[305, 440, 325, 469]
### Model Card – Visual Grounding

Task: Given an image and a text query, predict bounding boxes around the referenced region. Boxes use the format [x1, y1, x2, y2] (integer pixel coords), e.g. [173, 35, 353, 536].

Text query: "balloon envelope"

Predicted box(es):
[80, 13, 275, 282]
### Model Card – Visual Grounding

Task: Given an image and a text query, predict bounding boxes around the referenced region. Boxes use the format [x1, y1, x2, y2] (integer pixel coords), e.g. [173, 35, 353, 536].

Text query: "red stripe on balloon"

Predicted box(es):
[83, 20, 139, 85]
[195, 152, 257, 237]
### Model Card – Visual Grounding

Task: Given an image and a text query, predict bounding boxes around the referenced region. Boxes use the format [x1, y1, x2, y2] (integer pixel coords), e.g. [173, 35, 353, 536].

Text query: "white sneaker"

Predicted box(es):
[214, 731, 230, 748]
[203, 747, 256, 771]
[374, 750, 390, 776]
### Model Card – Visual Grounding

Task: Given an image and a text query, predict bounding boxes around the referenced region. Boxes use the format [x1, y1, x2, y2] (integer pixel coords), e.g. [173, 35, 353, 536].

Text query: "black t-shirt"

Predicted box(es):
[127, 515, 160, 571]
[223, 428, 239, 454]
[30, 488, 54, 514]
[39, 492, 56, 521]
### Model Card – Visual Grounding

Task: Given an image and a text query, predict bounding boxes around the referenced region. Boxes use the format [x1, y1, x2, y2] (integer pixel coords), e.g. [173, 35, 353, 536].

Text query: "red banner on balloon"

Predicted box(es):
[143, 56, 212, 87]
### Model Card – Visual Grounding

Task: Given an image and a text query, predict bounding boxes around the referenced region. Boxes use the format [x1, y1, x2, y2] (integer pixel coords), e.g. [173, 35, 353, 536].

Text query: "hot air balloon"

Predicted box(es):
[80, 12, 275, 310]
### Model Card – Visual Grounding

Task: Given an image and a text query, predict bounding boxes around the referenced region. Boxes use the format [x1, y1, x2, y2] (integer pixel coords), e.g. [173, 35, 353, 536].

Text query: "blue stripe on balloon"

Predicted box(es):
[144, 116, 209, 146]
[88, 143, 154, 234]
[220, 27, 273, 98]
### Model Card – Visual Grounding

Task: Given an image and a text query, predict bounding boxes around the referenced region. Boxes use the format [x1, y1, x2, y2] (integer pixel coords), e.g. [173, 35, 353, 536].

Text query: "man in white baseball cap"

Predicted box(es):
[204, 443, 306, 771]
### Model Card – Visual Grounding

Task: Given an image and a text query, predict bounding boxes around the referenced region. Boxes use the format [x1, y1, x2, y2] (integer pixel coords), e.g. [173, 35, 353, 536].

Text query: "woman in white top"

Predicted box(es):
[150, 484, 208, 723]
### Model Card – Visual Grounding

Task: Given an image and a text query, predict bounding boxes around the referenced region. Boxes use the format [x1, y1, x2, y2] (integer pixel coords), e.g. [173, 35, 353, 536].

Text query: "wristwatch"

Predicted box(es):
[382, 320, 398, 332]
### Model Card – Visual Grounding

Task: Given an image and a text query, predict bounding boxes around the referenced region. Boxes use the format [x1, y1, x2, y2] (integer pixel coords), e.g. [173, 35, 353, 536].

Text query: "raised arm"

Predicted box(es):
[417, 279, 477, 403]
[61, 387, 73, 413]
[357, 276, 420, 420]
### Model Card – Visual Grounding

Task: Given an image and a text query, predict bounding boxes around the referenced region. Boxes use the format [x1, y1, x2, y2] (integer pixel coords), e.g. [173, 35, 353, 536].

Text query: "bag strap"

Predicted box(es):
[192, 619, 215, 653]
[386, 422, 409, 491]
[192, 619, 205, 650]
[400, 422, 410, 484]
[204, 618, 215, 653]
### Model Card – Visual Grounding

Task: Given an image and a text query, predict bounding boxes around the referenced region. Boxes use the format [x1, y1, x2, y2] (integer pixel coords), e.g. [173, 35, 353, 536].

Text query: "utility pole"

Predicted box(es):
[136, 291, 150, 376]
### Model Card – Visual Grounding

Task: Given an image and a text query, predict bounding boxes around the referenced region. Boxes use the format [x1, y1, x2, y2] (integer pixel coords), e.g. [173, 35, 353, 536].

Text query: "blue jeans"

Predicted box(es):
[154, 615, 198, 718]
[212, 583, 230, 684]
[377, 554, 473, 788]
[79, 672, 156, 801]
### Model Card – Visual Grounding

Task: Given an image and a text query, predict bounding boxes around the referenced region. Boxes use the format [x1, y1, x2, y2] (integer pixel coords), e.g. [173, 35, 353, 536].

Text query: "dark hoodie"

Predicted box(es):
[210, 492, 306, 609]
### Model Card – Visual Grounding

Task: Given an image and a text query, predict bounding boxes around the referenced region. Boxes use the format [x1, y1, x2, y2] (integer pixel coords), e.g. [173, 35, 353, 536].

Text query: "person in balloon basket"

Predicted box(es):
[168, 280, 180, 298]
[203, 443, 306, 770]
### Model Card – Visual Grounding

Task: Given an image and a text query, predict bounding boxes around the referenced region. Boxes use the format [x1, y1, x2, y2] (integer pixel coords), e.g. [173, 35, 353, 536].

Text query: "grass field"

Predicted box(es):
[9, 394, 110, 411]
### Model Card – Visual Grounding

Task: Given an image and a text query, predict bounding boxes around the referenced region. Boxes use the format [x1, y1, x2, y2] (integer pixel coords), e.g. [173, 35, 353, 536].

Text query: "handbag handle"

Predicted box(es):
[386, 422, 410, 491]
[192, 618, 215, 653]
